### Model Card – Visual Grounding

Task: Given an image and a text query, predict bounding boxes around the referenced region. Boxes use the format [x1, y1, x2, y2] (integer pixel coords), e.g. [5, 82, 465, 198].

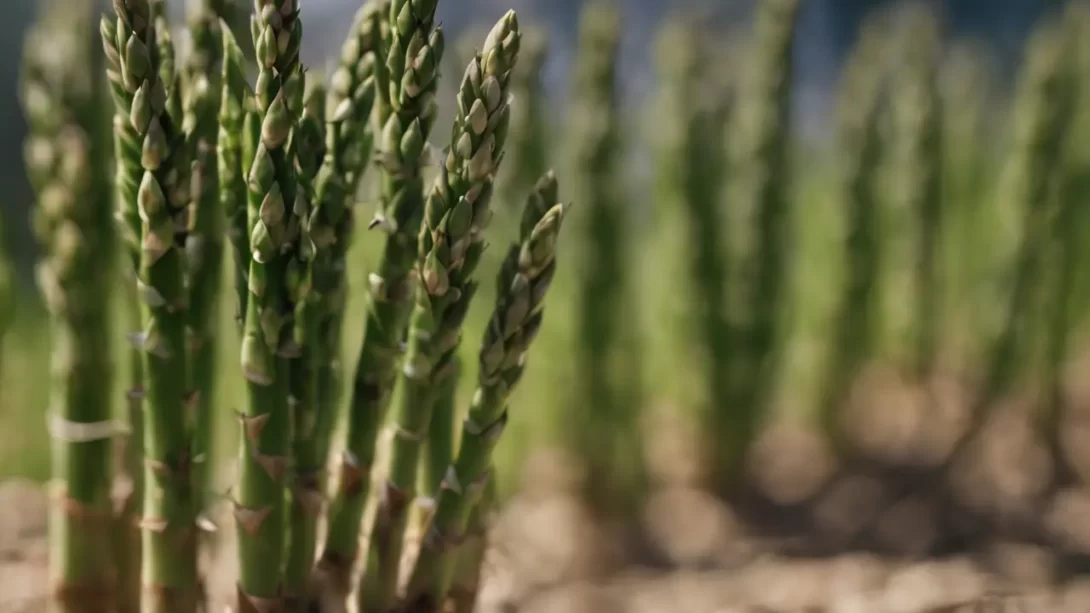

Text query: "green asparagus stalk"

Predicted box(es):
[105, 0, 198, 610]
[183, 0, 227, 514]
[940, 43, 996, 369]
[155, 14, 184, 131]
[101, 12, 145, 613]
[820, 20, 886, 442]
[447, 474, 495, 613]
[653, 20, 733, 473]
[319, 0, 442, 595]
[359, 14, 521, 612]
[420, 357, 461, 509]
[980, 22, 1074, 409]
[892, 6, 943, 378]
[569, 0, 628, 511]
[23, 2, 116, 609]
[497, 28, 548, 210]
[405, 172, 566, 611]
[723, 0, 800, 487]
[220, 24, 251, 329]
[284, 80, 327, 610]
[234, 0, 305, 611]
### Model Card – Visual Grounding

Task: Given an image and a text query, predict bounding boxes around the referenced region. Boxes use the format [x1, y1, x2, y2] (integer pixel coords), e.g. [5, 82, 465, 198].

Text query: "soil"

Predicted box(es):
[8, 363, 1090, 613]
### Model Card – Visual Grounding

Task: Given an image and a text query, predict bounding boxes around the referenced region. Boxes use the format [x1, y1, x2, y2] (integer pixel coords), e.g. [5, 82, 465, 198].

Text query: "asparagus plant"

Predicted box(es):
[234, 0, 306, 611]
[405, 172, 566, 611]
[497, 28, 549, 211]
[820, 20, 887, 443]
[105, 0, 198, 610]
[23, 3, 116, 610]
[653, 20, 732, 471]
[358, 13, 522, 612]
[284, 80, 328, 608]
[420, 357, 461, 511]
[568, 0, 629, 511]
[446, 476, 495, 613]
[220, 24, 251, 328]
[893, 6, 943, 378]
[320, 0, 442, 596]
[723, 0, 800, 486]
[183, 0, 228, 511]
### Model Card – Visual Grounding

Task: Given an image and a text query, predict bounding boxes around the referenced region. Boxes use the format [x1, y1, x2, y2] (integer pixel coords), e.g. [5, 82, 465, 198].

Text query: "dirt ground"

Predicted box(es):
[8, 363, 1090, 613]
[4, 476, 1090, 613]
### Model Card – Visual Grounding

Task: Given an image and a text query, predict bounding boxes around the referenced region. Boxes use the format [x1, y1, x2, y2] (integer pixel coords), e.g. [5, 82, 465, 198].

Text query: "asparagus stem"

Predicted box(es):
[320, 0, 440, 593]
[420, 357, 461, 509]
[405, 172, 566, 610]
[819, 19, 886, 444]
[892, 6, 943, 378]
[24, 2, 116, 609]
[234, 0, 305, 611]
[653, 20, 733, 478]
[105, 0, 198, 609]
[183, 0, 227, 516]
[448, 475, 495, 613]
[722, 0, 800, 487]
[284, 81, 328, 609]
[569, 2, 631, 510]
[497, 30, 548, 210]
[220, 25, 252, 330]
[359, 13, 521, 611]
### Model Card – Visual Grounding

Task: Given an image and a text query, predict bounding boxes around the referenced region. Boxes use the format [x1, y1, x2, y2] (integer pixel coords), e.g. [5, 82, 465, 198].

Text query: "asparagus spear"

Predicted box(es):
[653, 20, 733, 475]
[447, 477, 495, 613]
[234, 0, 305, 611]
[892, 6, 943, 378]
[220, 24, 252, 329]
[284, 80, 328, 609]
[723, 0, 800, 487]
[497, 29, 548, 210]
[420, 357, 460, 509]
[23, 3, 116, 610]
[183, 0, 227, 515]
[105, 0, 198, 610]
[320, 0, 442, 594]
[405, 172, 566, 611]
[820, 19, 886, 443]
[359, 13, 522, 612]
[101, 13, 146, 613]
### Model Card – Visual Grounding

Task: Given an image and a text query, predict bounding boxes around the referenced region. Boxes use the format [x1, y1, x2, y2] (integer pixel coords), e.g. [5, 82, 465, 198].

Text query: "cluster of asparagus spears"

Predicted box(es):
[23, 0, 568, 612]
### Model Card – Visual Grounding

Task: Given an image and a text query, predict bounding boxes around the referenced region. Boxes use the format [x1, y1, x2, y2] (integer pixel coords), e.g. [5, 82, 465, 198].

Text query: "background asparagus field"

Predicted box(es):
[8, 0, 1090, 612]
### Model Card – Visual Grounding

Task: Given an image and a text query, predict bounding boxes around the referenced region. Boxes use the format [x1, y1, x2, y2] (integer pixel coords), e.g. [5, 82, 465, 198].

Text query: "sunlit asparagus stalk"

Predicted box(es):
[234, 0, 305, 610]
[497, 28, 549, 210]
[979, 21, 1074, 410]
[1042, 9, 1090, 485]
[100, 11, 145, 613]
[653, 20, 733, 470]
[359, 13, 521, 612]
[447, 474, 495, 613]
[569, 0, 629, 510]
[320, 0, 441, 597]
[820, 19, 886, 442]
[105, 0, 198, 610]
[220, 24, 251, 329]
[723, 0, 800, 487]
[183, 0, 228, 514]
[892, 6, 943, 378]
[405, 173, 566, 612]
[23, 3, 116, 610]
[283, 80, 327, 610]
